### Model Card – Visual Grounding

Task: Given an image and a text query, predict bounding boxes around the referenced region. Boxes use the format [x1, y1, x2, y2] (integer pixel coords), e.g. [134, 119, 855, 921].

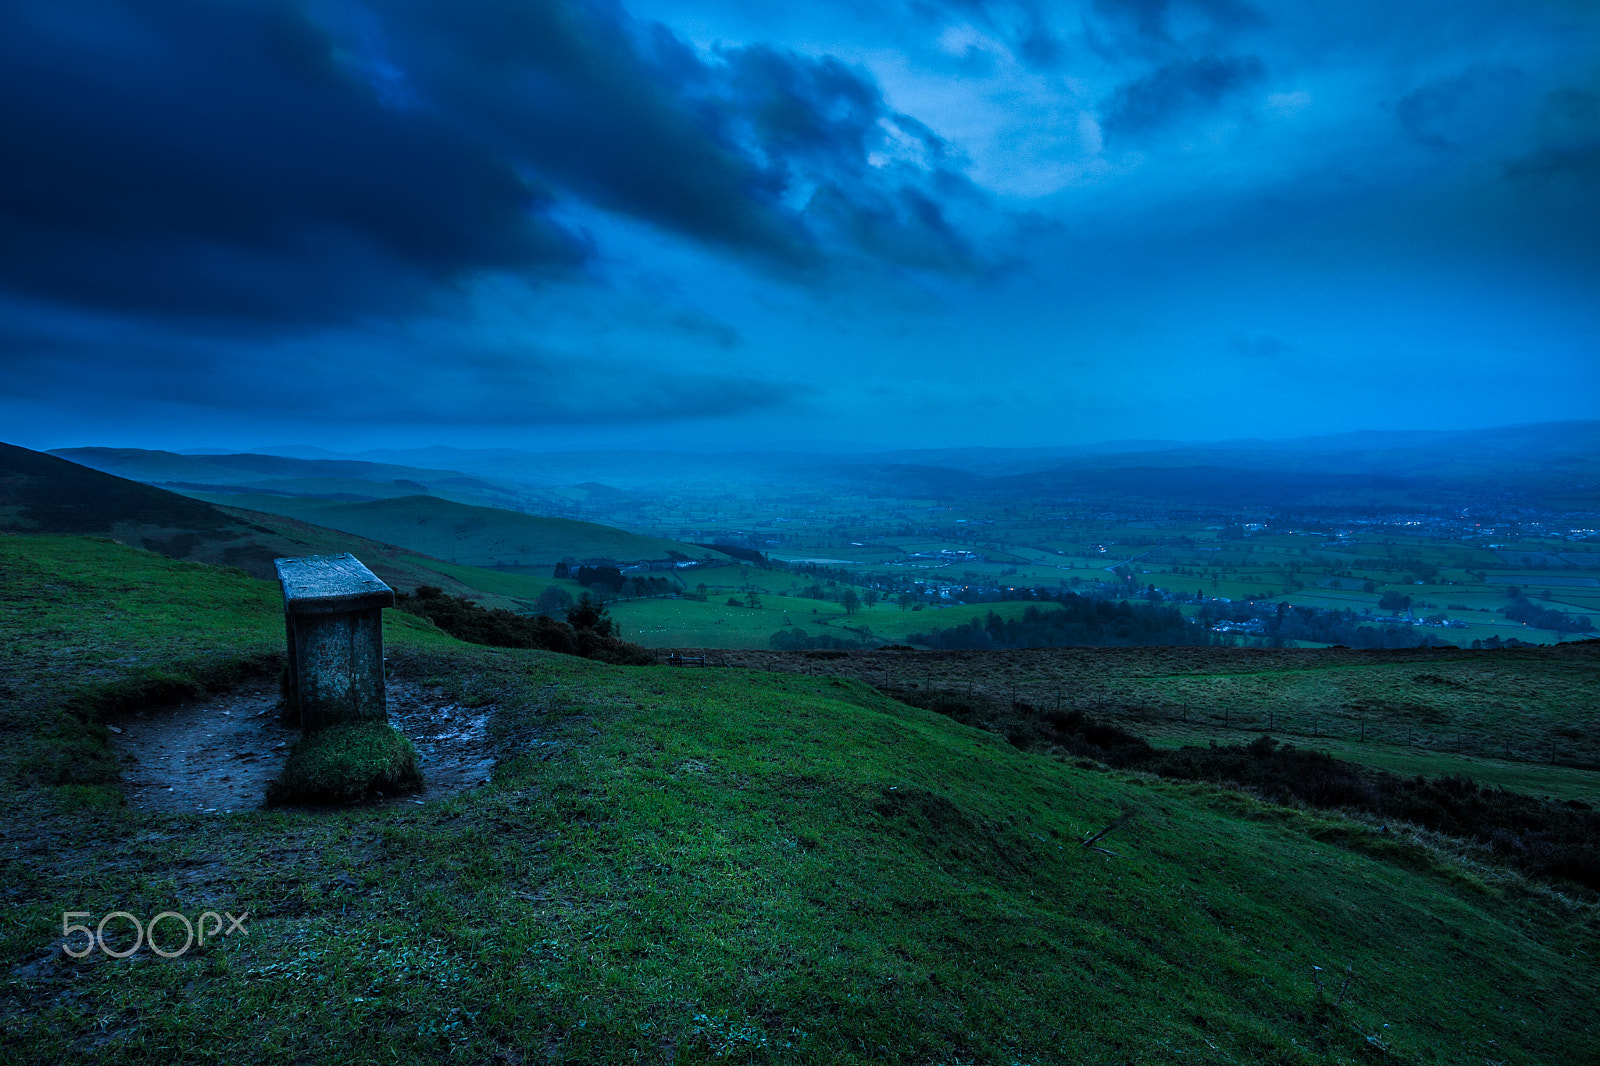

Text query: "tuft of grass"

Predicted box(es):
[266, 721, 424, 804]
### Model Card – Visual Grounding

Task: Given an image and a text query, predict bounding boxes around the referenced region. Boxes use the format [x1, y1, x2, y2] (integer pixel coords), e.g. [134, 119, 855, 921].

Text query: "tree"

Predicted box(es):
[574, 565, 625, 592]
[897, 593, 913, 611]
[1378, 591, 1413, 613]
[535, 586, 573, 616]
[566, 593, 616, 638]
[745, 590, 762, 609]
[842, 589, 861, 615]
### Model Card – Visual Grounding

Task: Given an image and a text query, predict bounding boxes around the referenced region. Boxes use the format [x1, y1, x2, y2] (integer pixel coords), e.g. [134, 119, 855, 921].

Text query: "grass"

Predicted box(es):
[267, 722, 424, 805]
[700, 644, 1600, 793]
[404, 558, 572, 604]
[0, 534, 282, 720]
[609, 564, 1051, 650]
[3, 534, 1600, 1064]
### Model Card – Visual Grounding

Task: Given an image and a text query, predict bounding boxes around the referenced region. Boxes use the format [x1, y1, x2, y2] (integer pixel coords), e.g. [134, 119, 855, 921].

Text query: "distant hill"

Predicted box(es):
[177, 492, 713, 568]
[0, 443, 673, 605]
[991, 463, 1428, 508]
[2, 442, 242, 540]
[826, 420, 1600, 510]
[50, 447, 543, 512]
[211, 419, 1600, 512]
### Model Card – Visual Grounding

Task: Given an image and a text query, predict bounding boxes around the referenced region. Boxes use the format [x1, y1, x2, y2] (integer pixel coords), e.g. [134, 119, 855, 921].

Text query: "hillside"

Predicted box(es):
[1, 444, 591, 607]
[2, 534, 1597, 1064]
[185, 491, 714, 567]
[50, 446, 543, 512]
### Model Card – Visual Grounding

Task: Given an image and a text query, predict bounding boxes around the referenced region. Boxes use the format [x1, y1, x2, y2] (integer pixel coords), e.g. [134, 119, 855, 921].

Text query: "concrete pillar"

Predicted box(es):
[274, 554, 395, 732]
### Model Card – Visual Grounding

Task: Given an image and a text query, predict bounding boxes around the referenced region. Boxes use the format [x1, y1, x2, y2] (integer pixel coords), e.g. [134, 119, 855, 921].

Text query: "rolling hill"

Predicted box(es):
[181, 491, 713, 568]
[212, 419, 1600, 512]
[50, 446, 543, 511]
[0, 443, 699, 606]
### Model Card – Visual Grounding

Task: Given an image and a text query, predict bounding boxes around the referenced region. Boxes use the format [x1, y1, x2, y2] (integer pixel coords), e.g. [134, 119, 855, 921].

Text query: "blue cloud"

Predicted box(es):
[1098, 52, 1265, 141]
[1395, 64, 1524, 150]
[0, 0, 995, 332]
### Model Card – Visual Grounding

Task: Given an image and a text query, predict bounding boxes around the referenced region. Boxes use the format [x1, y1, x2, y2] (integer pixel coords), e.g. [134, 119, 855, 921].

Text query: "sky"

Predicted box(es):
[2, 0, 1598, 454]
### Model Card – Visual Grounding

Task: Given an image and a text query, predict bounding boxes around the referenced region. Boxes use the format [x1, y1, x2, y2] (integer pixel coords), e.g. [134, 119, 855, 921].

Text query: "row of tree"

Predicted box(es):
[1501, 598, 1593, 636]
[903, 590, 1465, 651]
[908, 597, 1203, 650]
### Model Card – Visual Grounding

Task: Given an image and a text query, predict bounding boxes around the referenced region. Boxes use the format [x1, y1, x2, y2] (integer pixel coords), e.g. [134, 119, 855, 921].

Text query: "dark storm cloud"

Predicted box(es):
[0, 0, 994, 333]
[1098, 53, 1265, 141]
[0, 313, 800, 428]
[1395, 64, 1524, 150]
[722, 45, 883, 166]
[403, 1, 985, 273]
[0, 1, 590, 325]
[374, 0, 818, 269]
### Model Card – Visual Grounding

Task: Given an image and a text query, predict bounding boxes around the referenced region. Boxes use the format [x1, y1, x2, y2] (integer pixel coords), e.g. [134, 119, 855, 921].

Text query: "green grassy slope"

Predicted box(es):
[701, 645, 1600, 795]
[188, 492, 713, 567]
[2, 534, 1597, 1064]
[50, 447, 538, 511]
[0, 444, 682, 609]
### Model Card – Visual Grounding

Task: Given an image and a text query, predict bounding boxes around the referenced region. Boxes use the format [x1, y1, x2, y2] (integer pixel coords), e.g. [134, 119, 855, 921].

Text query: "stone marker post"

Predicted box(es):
[274, 553, 395, 732]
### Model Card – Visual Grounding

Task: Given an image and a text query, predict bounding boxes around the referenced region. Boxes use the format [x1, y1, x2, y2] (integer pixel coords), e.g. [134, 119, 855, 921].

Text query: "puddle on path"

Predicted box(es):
[109, 679, 497, 813]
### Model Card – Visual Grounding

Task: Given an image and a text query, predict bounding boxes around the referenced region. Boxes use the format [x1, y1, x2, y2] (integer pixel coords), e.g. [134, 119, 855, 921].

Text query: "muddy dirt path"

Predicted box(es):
[109, 679, 497, 813]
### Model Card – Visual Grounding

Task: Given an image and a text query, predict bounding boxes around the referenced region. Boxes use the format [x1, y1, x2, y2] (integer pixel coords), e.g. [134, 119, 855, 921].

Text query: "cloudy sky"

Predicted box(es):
[3, 0, 1597, 453]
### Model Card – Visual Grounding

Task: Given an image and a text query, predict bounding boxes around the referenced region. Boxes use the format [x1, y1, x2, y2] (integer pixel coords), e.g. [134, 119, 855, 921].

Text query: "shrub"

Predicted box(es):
[395, 587, 649, 663]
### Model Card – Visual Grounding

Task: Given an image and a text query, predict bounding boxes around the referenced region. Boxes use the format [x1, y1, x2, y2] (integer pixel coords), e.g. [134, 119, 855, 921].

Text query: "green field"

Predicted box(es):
[609, 565, 1046, 650]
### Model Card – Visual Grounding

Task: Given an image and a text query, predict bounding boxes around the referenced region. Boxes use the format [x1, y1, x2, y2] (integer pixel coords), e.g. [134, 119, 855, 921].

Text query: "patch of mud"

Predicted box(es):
[109, 679, 496, 813]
